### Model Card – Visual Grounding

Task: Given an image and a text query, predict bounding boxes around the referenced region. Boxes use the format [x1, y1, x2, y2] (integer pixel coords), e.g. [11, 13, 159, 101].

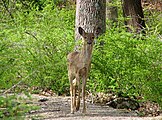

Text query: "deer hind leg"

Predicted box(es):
[69, 74, 75, 114]
[72, 78, 77, 112]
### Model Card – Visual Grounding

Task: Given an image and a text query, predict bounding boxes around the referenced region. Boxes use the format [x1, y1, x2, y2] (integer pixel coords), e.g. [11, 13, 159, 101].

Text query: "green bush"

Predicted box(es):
[0, 94, 38, 119]
[89, 27, 162, 106]
[0, 6, 75, 95]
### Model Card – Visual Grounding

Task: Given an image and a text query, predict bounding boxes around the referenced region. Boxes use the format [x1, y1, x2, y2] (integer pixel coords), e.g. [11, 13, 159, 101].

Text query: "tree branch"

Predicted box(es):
[3, 71, 36, 95]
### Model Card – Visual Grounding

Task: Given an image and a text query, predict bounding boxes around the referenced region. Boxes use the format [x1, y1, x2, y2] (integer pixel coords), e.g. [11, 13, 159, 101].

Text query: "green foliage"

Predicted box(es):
[89, 27, 162, 106]
[0, 94, 38, 119]
[0, 5, 75, 95]
[143, 5, 162, 35]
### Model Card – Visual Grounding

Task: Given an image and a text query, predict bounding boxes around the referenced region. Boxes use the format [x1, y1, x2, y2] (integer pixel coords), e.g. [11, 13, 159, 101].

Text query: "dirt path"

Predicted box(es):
[25, 94, 162, 120]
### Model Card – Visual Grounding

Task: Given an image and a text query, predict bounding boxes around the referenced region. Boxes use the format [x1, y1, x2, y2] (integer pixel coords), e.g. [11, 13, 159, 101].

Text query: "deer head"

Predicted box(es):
[78, 27, 95, 45]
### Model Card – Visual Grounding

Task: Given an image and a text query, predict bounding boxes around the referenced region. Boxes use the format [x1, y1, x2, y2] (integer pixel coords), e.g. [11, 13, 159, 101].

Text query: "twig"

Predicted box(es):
[3, 71, 36, 95]
[25, 31, 38, 41]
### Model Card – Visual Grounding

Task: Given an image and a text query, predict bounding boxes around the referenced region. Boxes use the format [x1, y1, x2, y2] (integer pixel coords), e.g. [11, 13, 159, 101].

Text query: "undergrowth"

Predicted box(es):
[0, 94, 39, 119]
[0, 4, 75, 95]
[89, 28, 162, 106]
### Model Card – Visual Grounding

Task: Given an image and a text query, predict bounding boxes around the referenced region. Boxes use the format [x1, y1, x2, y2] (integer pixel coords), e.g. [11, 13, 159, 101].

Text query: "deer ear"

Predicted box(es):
[78, 27, 85, 36]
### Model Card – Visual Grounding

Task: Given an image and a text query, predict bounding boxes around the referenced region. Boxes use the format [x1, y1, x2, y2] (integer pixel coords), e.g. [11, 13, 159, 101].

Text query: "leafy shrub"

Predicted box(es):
[0, 94, 38, 119]
[0, 5, 75, 95]
[89, 27, 162, 106]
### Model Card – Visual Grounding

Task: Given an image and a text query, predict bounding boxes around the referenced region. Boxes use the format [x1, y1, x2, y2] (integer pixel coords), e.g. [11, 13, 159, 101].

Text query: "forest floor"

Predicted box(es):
[24, 94, 162, 120]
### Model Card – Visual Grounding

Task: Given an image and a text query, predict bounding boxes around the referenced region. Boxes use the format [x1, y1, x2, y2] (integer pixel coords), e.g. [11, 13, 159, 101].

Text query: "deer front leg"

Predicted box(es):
[73, 78, 77, 112]
[82, 76, 87, 113]
[76, 74, 80, 111]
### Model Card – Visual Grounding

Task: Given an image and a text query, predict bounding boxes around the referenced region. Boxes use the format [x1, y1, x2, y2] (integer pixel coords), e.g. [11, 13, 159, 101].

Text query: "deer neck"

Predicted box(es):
[80, 42, 93, 65]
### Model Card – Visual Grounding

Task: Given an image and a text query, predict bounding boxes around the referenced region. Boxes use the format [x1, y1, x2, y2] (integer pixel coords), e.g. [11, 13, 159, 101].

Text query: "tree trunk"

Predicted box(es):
[75, 0, 106, 49]
[122, 0, 146, 33]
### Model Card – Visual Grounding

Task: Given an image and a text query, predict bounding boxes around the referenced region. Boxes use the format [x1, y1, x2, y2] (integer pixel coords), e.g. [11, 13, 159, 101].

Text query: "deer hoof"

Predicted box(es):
[71, 109, 74, 114]
[71, 111, 74, 114]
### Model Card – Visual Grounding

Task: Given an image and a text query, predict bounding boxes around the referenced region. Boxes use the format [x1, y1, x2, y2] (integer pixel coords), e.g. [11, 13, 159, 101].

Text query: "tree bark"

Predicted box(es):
[75, 0, 106, 49]
[122, 0, 146, 33]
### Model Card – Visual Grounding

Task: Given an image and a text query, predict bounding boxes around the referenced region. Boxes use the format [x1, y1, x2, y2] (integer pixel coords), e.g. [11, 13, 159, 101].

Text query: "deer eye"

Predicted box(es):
[84, 37, 87, 39]
[92, 36, 94, 39]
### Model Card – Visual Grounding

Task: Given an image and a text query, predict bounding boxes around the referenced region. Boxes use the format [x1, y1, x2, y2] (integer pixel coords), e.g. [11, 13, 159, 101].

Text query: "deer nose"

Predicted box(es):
[87, 41, 92, 44]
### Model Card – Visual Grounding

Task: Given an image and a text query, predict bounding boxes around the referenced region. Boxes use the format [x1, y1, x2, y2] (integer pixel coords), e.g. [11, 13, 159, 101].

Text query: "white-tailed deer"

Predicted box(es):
[67, 27, 100, 114]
